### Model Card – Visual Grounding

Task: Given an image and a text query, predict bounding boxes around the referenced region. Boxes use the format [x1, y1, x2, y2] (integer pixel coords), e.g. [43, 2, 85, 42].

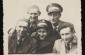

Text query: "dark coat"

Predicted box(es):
[8, 32, 37, 54]
[36, 35, 57, 54]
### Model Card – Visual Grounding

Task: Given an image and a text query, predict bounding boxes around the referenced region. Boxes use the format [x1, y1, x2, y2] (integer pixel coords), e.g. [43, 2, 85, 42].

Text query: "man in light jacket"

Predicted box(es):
[52, 22, 77, 54]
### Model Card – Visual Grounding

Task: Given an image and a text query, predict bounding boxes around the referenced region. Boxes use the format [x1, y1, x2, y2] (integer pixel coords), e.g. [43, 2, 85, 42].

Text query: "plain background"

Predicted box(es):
[3, 0, 81, 55]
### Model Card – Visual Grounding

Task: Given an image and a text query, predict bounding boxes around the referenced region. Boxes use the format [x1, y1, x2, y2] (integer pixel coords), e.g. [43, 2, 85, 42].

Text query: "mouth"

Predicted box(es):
[65, 38, 69, 41]
[51, 20, 56, 23]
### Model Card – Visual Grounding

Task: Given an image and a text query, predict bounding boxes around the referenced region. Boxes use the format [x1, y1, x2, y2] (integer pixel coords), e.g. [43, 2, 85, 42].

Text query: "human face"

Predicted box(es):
[60, 27, 73, 43]
[16, 21, 28, 38]
[37, 28, 48, 40]
[28, 9, 39, 24]
[48, 7, 61, 24]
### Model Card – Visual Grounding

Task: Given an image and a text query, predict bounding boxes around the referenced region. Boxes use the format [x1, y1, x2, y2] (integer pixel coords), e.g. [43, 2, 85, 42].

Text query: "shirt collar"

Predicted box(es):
[52, 21, 61, 30]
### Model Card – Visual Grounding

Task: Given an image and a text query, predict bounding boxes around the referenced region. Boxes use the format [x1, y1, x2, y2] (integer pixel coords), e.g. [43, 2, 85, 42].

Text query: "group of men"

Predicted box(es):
[8, 3, 77, 54]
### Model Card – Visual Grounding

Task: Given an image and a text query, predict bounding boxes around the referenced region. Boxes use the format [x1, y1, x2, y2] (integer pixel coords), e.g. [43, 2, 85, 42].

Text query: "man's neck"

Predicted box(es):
[53, 20, 61, 26]
[17, 35, 26, 41]
[30, 22, 36, 26]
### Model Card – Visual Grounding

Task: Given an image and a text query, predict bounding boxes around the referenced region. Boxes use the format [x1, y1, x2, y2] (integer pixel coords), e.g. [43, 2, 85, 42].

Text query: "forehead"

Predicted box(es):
[29, 8, 39, 13]
[60, 27, 71, 34]
[37, 23, 47, 26]
[37, 28, 47, 31]
[17, 21, 28, 27]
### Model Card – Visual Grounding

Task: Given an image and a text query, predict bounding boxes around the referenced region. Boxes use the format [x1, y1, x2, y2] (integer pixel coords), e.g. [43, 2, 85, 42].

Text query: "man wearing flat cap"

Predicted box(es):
[46, 3, 75, 40]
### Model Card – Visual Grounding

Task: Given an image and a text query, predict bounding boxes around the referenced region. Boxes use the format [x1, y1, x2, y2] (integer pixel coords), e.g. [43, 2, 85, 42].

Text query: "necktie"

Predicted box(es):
[65, 43, 70, 53]
[18, 38, 22, 47]
[16, 38, 22, 53]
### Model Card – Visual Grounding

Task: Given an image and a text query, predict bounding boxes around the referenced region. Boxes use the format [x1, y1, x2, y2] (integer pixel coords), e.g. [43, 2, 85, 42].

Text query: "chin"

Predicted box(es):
[51, 22, 56, 24]
[40, 37, 45, 40]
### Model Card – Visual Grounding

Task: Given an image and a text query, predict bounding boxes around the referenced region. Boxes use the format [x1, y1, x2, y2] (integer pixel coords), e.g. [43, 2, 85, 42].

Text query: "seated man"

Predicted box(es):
[52, 23, 77, 54]
[8, 18, 37, 54]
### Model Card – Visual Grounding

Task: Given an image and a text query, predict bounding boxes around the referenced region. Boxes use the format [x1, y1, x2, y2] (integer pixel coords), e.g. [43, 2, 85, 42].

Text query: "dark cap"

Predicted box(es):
[46, 3, 63, 13]
[35, 19, 53, 31]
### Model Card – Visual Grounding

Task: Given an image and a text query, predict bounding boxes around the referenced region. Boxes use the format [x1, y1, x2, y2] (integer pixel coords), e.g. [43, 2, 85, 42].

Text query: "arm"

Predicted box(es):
[29, 39, 38, 53]
[52, 40, 60, 54]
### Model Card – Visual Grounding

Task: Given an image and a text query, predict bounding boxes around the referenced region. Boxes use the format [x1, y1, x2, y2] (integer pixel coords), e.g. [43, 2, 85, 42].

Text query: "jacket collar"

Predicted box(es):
[38, 35, 56, 49]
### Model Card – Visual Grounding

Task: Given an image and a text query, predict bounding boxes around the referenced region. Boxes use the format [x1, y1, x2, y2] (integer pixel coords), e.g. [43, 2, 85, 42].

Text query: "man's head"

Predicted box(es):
[27, 5, 41, 24]
[58, 23, 75, 43]
[46, 3, 63, 24]
[35, 19, 53, 40]
[15, 18, 30, 38]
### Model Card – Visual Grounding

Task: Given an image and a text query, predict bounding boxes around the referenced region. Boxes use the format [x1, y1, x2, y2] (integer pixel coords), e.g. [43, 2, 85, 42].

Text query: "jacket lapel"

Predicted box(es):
[38, 40, 51, 50]
[60, 40, 66, 54]
[69, 37, 77, 54]
[9, 36, 17, 53]
[38, 35, 55, 50]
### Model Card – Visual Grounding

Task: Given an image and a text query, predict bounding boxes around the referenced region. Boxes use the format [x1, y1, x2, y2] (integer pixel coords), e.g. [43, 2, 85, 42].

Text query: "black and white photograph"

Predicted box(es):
[3, 0, 81, 55]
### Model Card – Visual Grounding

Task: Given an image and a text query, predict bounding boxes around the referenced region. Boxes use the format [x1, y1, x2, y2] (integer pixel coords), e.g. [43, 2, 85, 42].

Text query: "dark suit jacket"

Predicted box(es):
[36, 35, 57, 54]
[8, 32, 37, 54]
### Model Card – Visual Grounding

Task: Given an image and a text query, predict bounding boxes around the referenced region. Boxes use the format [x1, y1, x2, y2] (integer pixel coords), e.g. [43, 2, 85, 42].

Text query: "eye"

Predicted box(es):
[24, 27, 27, 29]
[48, 13, 52, 16]
[34, 13, 37, 15]
[30, 13, 33, 15]
[19, 26, 22, 28]
[66, 33, 70, 35]
[61, 34, 64, 36]
[54, 13, 57, 16]
[38, 30, 41, 33]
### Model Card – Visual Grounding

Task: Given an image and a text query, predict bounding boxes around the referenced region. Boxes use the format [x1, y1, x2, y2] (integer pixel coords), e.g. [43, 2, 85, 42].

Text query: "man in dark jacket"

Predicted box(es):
[8, 5, 41, 37]
[8, 18, 37, 54]
[27, 5, 41, 34]
[46, 3, 75, 39]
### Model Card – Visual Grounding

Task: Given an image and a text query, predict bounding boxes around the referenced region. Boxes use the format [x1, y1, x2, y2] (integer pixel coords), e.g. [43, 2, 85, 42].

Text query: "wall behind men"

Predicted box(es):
[3, 0, 81, 55]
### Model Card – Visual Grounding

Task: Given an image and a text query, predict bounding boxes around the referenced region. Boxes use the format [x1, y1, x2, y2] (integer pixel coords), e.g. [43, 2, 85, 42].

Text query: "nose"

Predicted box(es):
[50, 15, 53, 20]
[20, 27, 24, 31]
[31, 14, 35, 17]
[40, 32, 44, 36]
[64, 35, 68, 39]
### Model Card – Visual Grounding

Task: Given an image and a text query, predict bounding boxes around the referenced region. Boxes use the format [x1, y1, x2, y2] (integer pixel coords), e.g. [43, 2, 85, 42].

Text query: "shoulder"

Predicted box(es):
[54, 39, 62, 44]
[31, 37, 37, 43]
[60, 21, 73, 25]
[53, 39, 62, 50]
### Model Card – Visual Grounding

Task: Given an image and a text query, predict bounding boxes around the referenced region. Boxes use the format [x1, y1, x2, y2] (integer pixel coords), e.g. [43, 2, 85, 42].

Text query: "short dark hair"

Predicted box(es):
[58, 22, 75, 33]
[46, 3, 63, 13]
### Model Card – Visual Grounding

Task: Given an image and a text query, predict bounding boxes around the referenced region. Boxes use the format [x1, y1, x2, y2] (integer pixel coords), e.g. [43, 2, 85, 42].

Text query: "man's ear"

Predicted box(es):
[38, 12, 41, 16]
[59, 13, 61, 18]
[27, 12, 29, 15]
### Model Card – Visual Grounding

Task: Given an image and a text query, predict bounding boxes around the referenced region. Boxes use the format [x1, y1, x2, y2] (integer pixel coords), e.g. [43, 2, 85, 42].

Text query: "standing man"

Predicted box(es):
[8, 5, 41, 36]
[8, 18, 37, 54]
[52, 23, 77, 54]
[27, 5, 41, 34]
[46, 3, 75, 39]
